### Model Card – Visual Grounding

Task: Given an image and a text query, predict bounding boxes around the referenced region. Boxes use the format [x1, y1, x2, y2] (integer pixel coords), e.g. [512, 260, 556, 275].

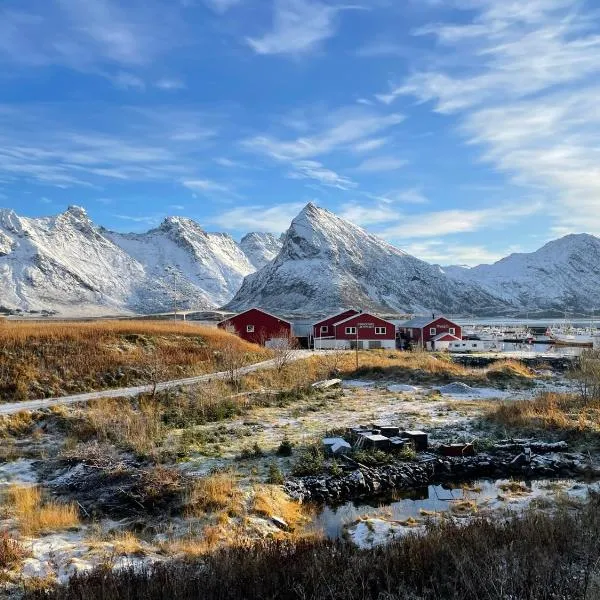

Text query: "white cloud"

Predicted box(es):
[381, 202, 542, 239]
[155, 78, 186, 90]
[352, 138, 388, 153]
[340, 202, 398, 226]
[288, 160, 356, 189]
[210, 202, 305, 232]
[182, 179, 231, 194]
[246, 0, 350, 55]
[399, 239, 507, 267]
[383, 0, 600, 234]
[0, 0, 183, 72]
[355, 156, 406, 172]
[243, 109, 404, 160]
[0, 105, 218, 189]
[110, 71, 146, 90]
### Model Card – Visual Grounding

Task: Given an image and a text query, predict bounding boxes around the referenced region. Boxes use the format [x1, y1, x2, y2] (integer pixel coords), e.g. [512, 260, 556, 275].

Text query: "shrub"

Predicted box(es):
[266, 462, 284, 485]
[276, 437, 294, 457]
[291, 446, 324, 476]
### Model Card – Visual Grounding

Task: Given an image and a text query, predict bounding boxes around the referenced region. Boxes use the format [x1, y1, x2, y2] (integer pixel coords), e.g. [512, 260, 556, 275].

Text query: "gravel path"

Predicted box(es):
[0, 350, 318, 415]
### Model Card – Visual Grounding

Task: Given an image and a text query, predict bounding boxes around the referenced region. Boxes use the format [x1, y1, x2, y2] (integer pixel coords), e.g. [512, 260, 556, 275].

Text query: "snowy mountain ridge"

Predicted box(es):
[226, 203, 506, 315]
[2, 203, 599, 317]
[0, 206, 265, 316]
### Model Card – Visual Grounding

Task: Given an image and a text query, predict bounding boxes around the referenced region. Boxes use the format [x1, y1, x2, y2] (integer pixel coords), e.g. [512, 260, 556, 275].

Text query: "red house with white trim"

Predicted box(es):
[313, 311, 396, 350]
[398, 315, 462, 350]
[313, 309, 360, 341]
[218, 308, 292, 346]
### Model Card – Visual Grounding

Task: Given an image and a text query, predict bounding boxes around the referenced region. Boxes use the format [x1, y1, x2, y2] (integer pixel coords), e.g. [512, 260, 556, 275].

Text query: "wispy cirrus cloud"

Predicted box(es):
[205, 0, 243, 14]
[288, 160, 356, 189]
[381, 201, 543, 239]
[246, 0, 358, 56]
[399, 239, 509, 267]
[209, 202, 305, 232]
[242, 107, 403, 189]
[0, 104, 223, 189]
[378, 0, 600, 234]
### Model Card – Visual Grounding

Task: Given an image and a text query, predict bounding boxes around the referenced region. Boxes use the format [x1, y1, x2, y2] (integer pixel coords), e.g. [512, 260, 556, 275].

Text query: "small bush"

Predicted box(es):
[291, 446, 324, 476]
[276, 437, 294, 457]
[0, 532, 29, 571]
[266, 462, 284, 485]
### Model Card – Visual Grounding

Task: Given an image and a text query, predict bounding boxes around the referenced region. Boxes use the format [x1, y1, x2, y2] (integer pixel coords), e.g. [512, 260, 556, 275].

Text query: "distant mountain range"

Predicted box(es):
[1, 203, 599, 317]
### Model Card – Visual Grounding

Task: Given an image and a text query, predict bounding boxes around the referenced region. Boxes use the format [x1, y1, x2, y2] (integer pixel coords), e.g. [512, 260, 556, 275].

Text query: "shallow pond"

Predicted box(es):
[311, 478, 597, 540]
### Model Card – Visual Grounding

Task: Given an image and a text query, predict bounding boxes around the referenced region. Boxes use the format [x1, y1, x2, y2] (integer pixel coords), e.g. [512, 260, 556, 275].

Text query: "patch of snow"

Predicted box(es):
[0, 459, 38, 486]
[342, 380, 376, 388]
[387, 384, 419, 393]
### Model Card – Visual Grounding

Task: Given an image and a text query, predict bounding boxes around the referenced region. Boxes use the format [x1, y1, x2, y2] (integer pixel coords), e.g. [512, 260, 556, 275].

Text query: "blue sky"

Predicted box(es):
[1, 0, 599, 265]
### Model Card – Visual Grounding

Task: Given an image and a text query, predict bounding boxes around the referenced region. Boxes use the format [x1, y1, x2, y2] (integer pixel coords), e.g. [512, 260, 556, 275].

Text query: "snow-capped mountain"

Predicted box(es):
[0, 207, 256, 315]
[239, 232, 283, 269]
[442, 234, 600, 313]
[0, 206, 144, 315]
[105, 217, 255, 312]
[226, 203, 505, 315]
[3, 204, 599, 317]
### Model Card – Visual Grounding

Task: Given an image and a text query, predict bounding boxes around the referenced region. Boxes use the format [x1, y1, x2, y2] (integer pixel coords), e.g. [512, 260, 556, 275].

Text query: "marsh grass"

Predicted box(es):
[7, 485, 79, 535]
[0, 320, 268, 402]
[486, 392, 600, 443]
[26, 496, 600, 600]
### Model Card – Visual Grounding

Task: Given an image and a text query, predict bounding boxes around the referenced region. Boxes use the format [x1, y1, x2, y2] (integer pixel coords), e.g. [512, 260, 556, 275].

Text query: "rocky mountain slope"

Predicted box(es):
[442, 234, 600, 314]
[3, 204, 599, 317]
[226, 203, 506, 315]
[239, 232, 283, 269]
[0, 207, 258, 315]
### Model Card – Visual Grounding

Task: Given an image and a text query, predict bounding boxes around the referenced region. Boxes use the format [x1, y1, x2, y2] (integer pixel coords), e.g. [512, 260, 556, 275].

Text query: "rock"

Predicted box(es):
[271, 516, 290, 531]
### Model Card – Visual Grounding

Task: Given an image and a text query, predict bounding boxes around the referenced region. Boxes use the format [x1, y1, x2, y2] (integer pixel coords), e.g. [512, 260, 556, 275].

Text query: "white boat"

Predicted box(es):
[548, 327, 595, 347]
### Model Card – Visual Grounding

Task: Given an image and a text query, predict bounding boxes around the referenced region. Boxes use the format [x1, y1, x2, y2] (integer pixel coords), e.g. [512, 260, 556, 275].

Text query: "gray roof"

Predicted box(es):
[399, 316, 436, 328]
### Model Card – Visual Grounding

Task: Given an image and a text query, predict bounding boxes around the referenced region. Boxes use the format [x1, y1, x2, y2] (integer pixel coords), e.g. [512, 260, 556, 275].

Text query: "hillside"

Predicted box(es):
[226, 203, 505, 315]
[443, 234, 600, 313]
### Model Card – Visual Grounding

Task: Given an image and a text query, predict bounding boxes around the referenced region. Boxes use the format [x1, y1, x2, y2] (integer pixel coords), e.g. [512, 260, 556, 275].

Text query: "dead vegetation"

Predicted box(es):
[486, 391, 600, 446]
[0, 532, 29, 577]
[25, 496, 600, 600]
[5, 485, 80, 536]
[0, 320, 269, 402]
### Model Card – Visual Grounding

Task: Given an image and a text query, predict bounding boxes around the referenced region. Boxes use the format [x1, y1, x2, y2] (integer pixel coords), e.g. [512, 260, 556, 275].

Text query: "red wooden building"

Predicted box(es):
[313, 311, 396, 350]
[218, 308, 292, 346]
[313, 309, 359, 341]
[398, 315, 462, 350]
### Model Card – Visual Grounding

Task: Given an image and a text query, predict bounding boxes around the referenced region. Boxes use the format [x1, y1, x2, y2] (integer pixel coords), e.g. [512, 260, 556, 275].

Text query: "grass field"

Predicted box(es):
[0, 320, 269, 402]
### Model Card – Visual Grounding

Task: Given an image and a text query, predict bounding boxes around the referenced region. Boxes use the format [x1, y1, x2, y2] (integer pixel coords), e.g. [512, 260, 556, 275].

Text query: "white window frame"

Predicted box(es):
[320, 325, 328, 333]
[345, 327, 357, 335]
[375, 327, 386, 335]
[246, 324, 255, 333]
[430, 327, 436, 335]
[449, 327, 455, 335]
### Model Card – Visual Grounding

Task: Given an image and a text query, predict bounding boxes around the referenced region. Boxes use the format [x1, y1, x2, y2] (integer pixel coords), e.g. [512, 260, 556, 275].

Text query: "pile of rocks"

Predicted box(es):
[285, 442, 600, 504]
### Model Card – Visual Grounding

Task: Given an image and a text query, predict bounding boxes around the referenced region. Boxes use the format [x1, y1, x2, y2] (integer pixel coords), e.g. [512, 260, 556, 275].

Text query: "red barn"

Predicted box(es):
[398, 315, 462, 350]
[313, 309, 360, 341]
[218, 308, 292, 346]
[313, 311, 396, 350]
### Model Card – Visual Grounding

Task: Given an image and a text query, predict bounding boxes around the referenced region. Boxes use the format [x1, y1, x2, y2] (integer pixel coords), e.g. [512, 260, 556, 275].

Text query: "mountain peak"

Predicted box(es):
[64, 205, 88, 219]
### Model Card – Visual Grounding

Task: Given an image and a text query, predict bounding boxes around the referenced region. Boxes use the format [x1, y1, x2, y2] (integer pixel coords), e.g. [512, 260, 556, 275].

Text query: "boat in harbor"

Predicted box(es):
[547, 327, 595, 347]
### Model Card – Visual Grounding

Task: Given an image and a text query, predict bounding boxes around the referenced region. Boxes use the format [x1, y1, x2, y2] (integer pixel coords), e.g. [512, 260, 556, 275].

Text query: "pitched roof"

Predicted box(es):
[218, 307, 291, 326]
[399, 316, 436, 328]
[313, 308, 360, 327]
[431, 332, 461, 342]
[333, 312, 395, 326]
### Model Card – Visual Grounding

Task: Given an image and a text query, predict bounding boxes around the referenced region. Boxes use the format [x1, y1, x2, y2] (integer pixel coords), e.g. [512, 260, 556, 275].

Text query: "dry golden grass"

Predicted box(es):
[487, 392, 600, 436]
[111, 531, 146, 556]
[0, 320, 269, 402]
[252, 485, 307, 531]
[186, 471, 244, 516]
[7, 485, 80, 535]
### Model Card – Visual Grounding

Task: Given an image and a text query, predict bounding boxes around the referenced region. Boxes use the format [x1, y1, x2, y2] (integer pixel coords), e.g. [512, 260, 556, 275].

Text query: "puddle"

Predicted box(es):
[311, 478, 599, 541]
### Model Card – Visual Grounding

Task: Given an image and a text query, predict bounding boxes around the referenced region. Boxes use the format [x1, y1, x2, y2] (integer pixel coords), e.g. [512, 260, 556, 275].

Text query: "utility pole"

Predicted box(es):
[355, 327, 359, 369]
[165, 266, 179, 321]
